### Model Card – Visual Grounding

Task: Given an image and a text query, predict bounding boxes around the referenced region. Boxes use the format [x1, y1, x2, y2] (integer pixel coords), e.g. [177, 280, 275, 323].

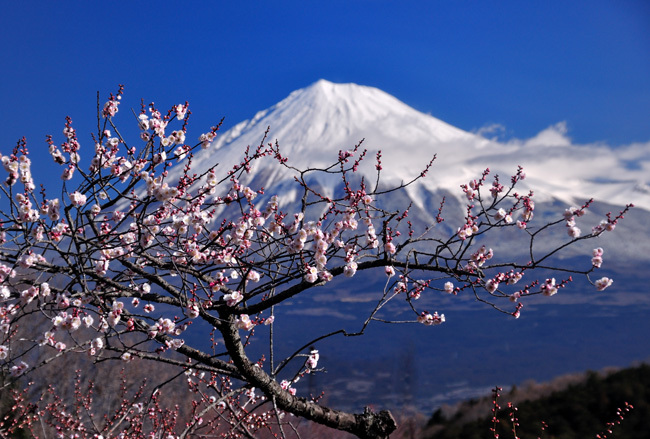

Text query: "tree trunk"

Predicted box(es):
[220, 318, 398, 438]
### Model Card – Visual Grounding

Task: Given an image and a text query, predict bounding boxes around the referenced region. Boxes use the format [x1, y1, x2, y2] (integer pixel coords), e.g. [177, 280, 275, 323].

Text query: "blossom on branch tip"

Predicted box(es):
[541, 278, 558, 296]
[103, 99, 119, 118]
[595, 277, 613, 291]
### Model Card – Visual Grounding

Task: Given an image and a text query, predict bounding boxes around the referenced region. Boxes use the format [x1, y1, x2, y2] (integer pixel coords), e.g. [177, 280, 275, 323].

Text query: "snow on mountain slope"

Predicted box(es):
[175, 79, 650, 212]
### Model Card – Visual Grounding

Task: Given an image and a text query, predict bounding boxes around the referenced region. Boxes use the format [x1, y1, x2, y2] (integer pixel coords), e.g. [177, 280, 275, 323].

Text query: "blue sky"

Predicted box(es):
[1, 1, 649, 164]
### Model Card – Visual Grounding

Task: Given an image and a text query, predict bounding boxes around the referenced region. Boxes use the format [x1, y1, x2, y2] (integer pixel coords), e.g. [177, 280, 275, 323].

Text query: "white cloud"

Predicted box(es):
[522, 122, 572, 148]
[461, 122, 650, 210]
[473, 123, 507, 141]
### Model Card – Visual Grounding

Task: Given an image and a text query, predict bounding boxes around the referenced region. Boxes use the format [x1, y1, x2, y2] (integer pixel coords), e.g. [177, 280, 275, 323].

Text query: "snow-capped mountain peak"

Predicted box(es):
[177, 79, 648, 212]
[194, 80, 486, 190]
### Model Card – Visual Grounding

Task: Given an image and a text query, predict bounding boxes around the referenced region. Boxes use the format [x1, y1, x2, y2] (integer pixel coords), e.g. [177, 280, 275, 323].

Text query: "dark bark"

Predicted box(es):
[220, 316, 397, 439]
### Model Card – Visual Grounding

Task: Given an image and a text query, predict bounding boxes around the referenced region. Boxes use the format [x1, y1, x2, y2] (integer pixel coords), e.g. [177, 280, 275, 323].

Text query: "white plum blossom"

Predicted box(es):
[343, 262, 358, 278]
[485, 279, 499, 293]
[541, 278, 558, 296]
[69, 191, 87, 207]
[174, 104, 187, 120]
[417, 311, 445, 326]
[280, 379, 297, 396]
[595, 277, 613, 291]
[90, 337, 104, 351]
[10, 361, 29, 377]
[235, 314, 254, 331]
[246, 270, 261, 282]
[306, 349, 319, 370]
[224, 290, 243, 307]
[494, 208, 506, 221]
[568, 226, 581, 238]
[83, 315, 94, 328]
[186, 303, 200, 319]
[592, 247, 604, 268]
[304, 266, 318, 283]
[199, 131, 216, 149]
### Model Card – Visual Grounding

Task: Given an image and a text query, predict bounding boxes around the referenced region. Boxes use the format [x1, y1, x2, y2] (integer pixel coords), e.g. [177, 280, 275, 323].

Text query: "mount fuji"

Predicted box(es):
[173, 79, 648, 260]
[184, 79, 649, 209]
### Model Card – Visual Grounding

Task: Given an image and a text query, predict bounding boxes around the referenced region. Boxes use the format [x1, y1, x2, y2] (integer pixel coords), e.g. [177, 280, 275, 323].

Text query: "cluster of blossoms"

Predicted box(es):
[235, 314, 254, 331]
[468, 245, 494, 271]
[417, 311, 445, 326]
[592, 219, 617, 234]
[14, 192, 39, 222]
[89, 130, 147, 183]
[592, 247, 604, 268]
[148, 317, 179, 338]
[494, 208, 513, 224]
[1, 153, 35, 191]
[564, 206, 585, 238]
[457, 219, 479, 240]
[461, 179, 480, 201]
[409, 279, 430, 300]
[518, 197, 535, 229]
[69, 191, 87, 207]
[224, 290, 243, 307]
[102, 94, 120, 117]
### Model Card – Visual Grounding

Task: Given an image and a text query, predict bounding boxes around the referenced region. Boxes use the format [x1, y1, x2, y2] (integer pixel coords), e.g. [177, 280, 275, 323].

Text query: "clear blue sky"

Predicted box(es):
[1, 1, 648, 164]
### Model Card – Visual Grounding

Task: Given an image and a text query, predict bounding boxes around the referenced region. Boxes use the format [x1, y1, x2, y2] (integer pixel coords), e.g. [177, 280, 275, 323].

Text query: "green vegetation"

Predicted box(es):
[423, 364, 650, 439]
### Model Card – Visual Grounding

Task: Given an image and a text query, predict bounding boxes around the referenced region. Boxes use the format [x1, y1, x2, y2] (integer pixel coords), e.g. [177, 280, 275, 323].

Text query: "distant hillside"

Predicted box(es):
[422, 364, 650, 439]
